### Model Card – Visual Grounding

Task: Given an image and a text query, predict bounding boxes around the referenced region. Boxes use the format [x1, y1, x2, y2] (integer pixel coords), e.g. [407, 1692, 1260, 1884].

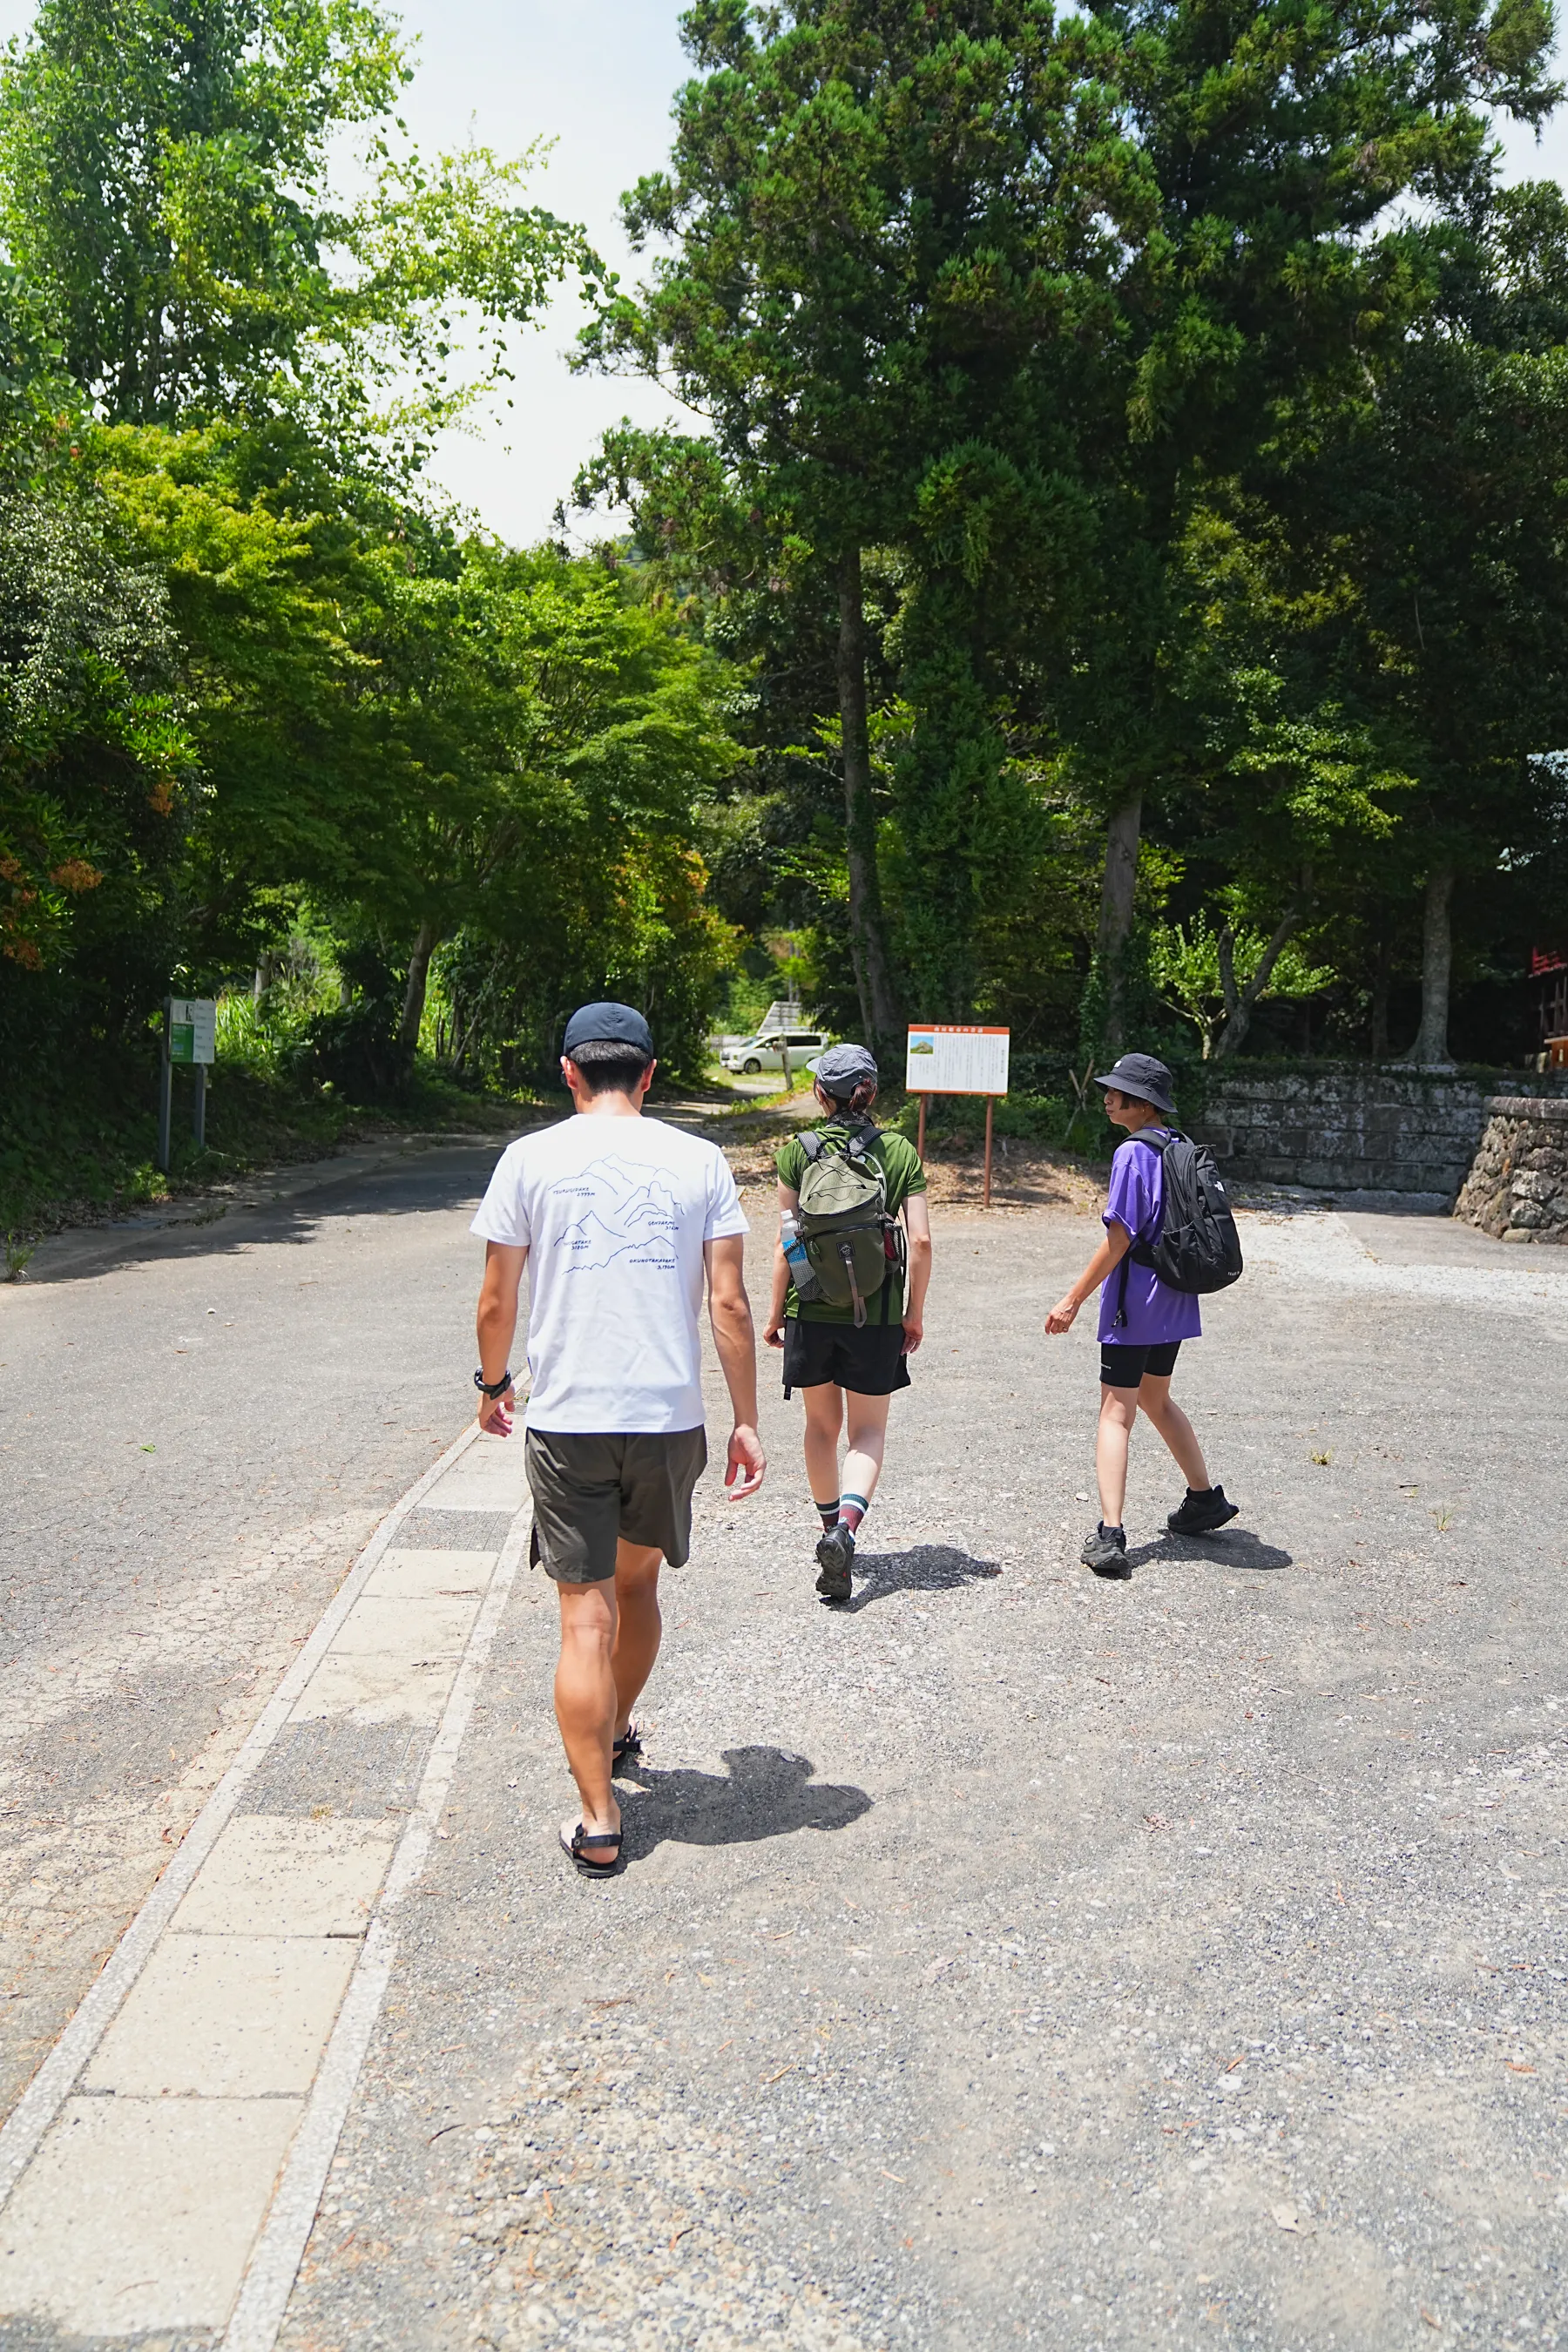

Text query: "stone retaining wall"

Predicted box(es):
[1189, 1067, 1567, 1196]
[1452, 1098, 1568, 1242]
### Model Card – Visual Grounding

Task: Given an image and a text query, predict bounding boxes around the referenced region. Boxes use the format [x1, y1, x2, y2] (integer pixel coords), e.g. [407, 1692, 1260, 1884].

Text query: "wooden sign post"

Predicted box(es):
[905, 1024, 1010, 1206]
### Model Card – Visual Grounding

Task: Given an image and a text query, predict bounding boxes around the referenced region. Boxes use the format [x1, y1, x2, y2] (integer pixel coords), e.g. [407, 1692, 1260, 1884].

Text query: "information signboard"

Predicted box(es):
[167, 997, 217, 1065]
[905, 1024, 1009, 1096]
[906, 1024, 1010, 1206]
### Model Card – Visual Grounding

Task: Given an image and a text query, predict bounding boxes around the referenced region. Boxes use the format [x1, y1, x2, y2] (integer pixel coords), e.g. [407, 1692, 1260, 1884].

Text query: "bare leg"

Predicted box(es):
[609, 1539, 663, 1739]
[801, 1382, 845, 1508]
[841, 1388, 892, 1508]
[1096, 1383, 1139, 1527]
[1136, 1375, 1212, 1490]
[554, 1578, 619, 1844]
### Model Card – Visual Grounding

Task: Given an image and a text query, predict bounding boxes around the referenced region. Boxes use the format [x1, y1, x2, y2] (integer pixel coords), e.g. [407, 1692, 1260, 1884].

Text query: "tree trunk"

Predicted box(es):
[1401, 864, 1455, 1066]
[1095, 794, 1143, 1052]
[1369, 934, 1392, 1060]
[1213, 907, 1301, 1058]
[397, 917, 440, 1052]
[837, 548, 901, 1056]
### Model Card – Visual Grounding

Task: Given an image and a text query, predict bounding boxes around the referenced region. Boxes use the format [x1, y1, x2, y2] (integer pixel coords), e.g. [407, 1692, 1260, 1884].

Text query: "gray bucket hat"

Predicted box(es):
[1094, 1051, 1176, 1116]
[808, 1042, 879, 1097]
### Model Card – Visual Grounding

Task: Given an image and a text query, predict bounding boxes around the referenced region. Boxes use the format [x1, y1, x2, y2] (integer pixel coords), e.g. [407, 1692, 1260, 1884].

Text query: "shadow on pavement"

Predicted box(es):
[618, 1745, 870, 1857]
[1125, 1530, 1294, 1573]
[841, 1544, 1003, 1613]
[24, 1142, 506, 1284]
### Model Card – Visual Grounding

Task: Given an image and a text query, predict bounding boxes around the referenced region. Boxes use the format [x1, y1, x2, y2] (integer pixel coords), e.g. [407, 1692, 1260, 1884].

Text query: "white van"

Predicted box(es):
[721, 1025, 830, 1076]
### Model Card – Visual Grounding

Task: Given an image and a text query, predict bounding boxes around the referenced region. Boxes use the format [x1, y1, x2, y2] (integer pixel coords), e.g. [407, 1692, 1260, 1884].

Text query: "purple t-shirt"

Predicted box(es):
[1098, 1132, 1202, 1346]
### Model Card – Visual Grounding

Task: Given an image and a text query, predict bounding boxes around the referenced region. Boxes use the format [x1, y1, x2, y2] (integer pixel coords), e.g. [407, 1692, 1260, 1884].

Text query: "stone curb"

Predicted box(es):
[0, 1419, 531, 2342]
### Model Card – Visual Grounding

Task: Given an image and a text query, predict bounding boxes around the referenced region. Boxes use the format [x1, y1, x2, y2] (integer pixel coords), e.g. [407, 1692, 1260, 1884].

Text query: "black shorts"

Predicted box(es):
[1099, 1340, 1181, 1389]
[782, 1317, 912, 1398]
[524, 1427, 707, 1584]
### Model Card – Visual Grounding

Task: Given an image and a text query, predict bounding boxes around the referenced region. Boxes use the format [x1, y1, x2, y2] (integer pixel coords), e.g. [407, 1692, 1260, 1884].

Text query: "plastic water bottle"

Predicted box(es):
[781, 1212, 814, 1289]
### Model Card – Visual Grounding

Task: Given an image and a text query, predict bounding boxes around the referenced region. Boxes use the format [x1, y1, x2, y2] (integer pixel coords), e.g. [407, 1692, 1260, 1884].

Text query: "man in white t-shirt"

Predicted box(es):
[470, 1000, 766, 1876]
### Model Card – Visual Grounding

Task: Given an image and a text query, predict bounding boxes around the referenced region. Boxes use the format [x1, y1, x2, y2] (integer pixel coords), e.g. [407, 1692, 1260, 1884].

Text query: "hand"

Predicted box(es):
[724, 1422, 766, 1499]
[901, 1312, 923, 1355]
[763, 1318, 785, 1349]
[476, 1383, 515, 1435]
[1044, 1295, 1079, 1335]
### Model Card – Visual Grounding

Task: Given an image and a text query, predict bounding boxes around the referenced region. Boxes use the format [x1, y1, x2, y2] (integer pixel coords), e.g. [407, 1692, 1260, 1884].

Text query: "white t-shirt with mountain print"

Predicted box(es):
[470, 1114, 749, 1433]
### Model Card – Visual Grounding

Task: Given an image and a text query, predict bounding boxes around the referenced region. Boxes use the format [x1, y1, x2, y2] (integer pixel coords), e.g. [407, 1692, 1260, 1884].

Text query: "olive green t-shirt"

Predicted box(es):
[775, 1120, 928, 1324]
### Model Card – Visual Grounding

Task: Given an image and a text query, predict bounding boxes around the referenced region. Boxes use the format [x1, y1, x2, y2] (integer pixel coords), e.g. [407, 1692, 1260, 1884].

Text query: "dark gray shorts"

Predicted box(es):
[524, 1427, 708, 1585]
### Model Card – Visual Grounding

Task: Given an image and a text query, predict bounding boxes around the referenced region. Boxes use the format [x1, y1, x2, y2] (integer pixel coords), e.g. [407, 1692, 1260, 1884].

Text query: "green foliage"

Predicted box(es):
[0, 0, 596, 454]
[1151, 910, 1335, 1059]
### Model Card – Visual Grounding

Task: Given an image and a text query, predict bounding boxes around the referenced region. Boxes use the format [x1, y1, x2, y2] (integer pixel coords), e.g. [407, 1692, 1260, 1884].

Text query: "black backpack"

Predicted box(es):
[1112, 1128, 1243, 1328]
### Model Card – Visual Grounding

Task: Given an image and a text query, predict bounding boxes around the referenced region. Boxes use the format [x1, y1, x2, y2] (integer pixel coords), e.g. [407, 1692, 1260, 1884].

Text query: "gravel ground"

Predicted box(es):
[278, 1203, 1568, 2352]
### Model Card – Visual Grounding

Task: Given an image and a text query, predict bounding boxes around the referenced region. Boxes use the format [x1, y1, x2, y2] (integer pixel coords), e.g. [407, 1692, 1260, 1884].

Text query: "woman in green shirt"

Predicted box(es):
[764, 1043, 932, 1603]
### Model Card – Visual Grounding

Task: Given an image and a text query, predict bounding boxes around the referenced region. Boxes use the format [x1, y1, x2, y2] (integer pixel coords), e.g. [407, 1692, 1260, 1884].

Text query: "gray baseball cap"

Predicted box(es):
[1094, 1051, 1176, 1115]
[808, 1042, 879, 1097]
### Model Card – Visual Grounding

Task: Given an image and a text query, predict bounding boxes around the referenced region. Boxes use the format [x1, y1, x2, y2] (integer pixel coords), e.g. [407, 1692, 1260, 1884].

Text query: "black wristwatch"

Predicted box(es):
[474, 1368, 513, 1399]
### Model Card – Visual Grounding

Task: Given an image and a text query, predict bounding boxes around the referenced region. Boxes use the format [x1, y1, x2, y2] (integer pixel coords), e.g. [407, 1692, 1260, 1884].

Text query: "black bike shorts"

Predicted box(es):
[1099, 1340, 1182, 1389]
[783, 1317, 912, 1398]
[524, 1427, 707, 1583]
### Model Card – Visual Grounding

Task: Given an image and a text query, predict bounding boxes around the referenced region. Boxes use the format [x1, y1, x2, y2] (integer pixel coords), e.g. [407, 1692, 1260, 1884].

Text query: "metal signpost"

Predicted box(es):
[159, 997, 217, 1171]
[905, 1024, 1010, 1206]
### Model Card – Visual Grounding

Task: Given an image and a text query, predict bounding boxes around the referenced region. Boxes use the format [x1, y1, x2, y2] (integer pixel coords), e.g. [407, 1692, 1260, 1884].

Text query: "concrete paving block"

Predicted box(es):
[288, 1648, 457, 1723]
[365, 1545, 495, 1598]
[328, 1591, 482, 1657]
[423, 1444, 530, 1511]
[84, 1933, 357, 2097]
[0, 2094, 301, 2335]
[172, 1815, 396, 1937]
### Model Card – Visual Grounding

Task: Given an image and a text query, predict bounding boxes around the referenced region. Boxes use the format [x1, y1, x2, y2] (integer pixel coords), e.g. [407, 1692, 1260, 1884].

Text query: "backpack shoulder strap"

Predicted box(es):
[799, 1131, 827, 1164]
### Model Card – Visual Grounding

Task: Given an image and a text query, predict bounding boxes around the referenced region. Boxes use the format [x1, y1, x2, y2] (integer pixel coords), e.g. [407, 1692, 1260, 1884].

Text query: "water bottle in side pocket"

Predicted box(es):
[781, 1211, 824, 1302]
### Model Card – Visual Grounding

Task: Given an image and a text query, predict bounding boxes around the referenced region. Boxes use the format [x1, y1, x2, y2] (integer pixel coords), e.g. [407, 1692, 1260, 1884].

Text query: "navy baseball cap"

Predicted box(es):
[1094, 1052, 1175, 1115]
[808, 1042, 878, 1096]
[562, 1001, 655, 1059]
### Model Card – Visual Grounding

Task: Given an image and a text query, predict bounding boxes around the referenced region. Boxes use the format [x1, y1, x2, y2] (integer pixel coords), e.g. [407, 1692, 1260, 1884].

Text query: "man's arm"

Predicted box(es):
[1045, 1220, 1130, 1334]
[475, 1240, 527, 1431]
[705, 1233, 766, 1497]
[901, 1192, 932, 1352]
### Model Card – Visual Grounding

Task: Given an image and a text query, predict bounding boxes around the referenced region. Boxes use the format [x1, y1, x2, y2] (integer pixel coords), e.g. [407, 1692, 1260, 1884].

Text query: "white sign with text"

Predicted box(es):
[904, 1024, 1010, 1096]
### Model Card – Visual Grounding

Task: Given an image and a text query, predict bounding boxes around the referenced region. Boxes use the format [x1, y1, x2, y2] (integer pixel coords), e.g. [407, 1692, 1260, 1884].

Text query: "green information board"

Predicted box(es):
[166, 997, 216, 1066]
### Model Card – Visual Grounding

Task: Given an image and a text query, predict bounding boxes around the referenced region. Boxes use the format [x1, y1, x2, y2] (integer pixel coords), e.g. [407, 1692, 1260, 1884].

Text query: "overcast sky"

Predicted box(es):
[0, 0, 1565, 546]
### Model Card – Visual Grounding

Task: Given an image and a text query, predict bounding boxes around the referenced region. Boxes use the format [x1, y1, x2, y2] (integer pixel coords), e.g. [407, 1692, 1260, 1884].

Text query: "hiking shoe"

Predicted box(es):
[1166, 1484, 1240, 1537]
[1081, 1523, 1130, 1579]
[814, 1521, 855, 1603]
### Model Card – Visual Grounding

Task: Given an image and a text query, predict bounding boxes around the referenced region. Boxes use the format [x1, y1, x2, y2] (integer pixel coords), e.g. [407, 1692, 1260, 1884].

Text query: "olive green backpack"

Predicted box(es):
[796, 1121, 902, 1325]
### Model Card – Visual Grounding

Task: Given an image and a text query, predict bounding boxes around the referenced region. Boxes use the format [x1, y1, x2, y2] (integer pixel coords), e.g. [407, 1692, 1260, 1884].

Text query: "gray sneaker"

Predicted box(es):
[814, 1522, 855, 1603]
[1081, 1524, 1130, 1579]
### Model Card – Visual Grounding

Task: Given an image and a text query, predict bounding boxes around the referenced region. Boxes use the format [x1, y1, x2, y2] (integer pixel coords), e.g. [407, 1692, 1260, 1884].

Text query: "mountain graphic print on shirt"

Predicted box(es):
[471, 1118, 749, 1432]
[550, 1154, 682, 1272]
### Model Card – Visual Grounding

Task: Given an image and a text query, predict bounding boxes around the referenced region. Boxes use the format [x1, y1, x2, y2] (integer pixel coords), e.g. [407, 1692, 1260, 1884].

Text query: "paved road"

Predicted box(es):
[0, 1139, 504, 2117]
[3, 1167, 1568, 2349]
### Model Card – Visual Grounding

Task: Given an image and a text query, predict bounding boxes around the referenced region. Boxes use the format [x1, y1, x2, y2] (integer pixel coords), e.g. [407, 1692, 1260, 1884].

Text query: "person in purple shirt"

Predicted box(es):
[1045, 1051, 1238, 1578]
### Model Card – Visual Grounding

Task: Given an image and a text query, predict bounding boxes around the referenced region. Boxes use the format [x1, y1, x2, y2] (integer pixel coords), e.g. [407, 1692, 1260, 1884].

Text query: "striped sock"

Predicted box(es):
[814, 1497, 840, 1531]
[837, 1492, 869, 1535]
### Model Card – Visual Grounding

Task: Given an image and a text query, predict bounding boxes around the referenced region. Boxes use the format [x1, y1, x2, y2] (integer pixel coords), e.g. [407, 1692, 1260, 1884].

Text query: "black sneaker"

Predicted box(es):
[1166, 1484, 1240, 1537]
[1081, 1523, 1130, 1579]
[814, 1521, 855, 1603]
